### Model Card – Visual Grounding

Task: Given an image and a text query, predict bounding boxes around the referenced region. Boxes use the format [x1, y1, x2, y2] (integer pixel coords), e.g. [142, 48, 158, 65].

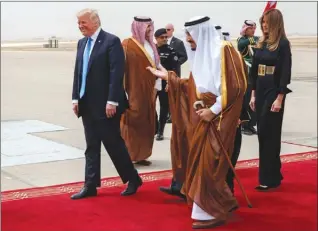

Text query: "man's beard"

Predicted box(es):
[191, 47, 196, 51]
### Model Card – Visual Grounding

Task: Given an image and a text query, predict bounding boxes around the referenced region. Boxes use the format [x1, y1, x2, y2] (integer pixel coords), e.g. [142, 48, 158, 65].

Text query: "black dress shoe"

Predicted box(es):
[166, 115, 172, 123]
[70, 186, 97, 200]
[159, 186, 186, 200]
[134, 160, 152, 166]
[242, 127, 253, 136]
[121, 176, 143, 196]
[229, 205, 239, 212]
[156, 133, 164, 141]
[249, 126, 257, 134]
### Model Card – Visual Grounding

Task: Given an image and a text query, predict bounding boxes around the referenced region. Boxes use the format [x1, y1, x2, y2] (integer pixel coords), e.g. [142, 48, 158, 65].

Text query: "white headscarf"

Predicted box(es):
[184, 16, 222, 95]
[214, 25, 222, 39]
[222, 32, 231, 41]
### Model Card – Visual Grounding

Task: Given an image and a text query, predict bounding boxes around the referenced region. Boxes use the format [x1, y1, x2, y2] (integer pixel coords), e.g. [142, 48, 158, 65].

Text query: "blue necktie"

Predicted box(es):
[80, 37, 93, 98]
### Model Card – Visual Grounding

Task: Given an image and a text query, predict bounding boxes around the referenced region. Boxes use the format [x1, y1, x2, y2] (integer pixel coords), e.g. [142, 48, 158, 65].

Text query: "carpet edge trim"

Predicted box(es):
[1, 151, 317, 202]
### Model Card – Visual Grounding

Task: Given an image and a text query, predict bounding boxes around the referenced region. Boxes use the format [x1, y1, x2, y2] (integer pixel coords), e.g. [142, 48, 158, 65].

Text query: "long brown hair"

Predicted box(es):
[257, 9, 287, 51]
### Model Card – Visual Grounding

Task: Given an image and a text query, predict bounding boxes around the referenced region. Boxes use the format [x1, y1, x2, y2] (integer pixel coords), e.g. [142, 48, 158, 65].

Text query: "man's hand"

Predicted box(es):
[196, 108, 215, 122]
[106, 104, 117, 118]
[238, 119, 241, 126]
[249, 96, 256, 112]
[146, 67, 168, 81]
[72, 103, 79, 116]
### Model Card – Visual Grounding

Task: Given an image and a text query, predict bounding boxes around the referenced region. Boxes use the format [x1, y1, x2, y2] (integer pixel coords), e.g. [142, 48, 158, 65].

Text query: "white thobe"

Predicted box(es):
[144, 41, 162, 91]
[192, 203, 215, 220]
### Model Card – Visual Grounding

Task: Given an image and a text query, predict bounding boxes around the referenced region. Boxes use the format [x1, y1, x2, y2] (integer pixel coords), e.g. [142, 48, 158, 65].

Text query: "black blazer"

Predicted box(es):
[169, 36, 188, 76]
[72, 29, 128, 119]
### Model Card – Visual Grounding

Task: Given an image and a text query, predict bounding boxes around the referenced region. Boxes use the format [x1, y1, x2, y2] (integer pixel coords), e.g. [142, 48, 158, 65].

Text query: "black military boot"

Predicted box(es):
[156, 123, 164, 141]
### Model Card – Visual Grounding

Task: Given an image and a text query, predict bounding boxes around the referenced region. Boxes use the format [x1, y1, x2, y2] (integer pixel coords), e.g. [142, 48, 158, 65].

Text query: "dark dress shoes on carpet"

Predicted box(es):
[121, 175, 143, 196]
[159, 186, 186, 200]
[70, 186, 97, 200]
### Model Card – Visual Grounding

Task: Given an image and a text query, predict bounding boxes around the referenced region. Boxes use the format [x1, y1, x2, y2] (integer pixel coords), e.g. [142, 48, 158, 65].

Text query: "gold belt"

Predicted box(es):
[258, 64, 275, 76]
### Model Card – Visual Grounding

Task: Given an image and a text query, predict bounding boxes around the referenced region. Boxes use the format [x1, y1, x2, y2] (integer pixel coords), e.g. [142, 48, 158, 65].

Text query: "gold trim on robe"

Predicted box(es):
[130, 37, 156, 68]
[120, 37, 157, 162]
[181, 41, 247, 221]
[221, 41, 228, 111]
[235, 50, 248, 94]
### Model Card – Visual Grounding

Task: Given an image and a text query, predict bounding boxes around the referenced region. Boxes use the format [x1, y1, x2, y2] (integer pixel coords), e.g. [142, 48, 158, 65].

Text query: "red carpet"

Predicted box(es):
[1, 151, 317, 231]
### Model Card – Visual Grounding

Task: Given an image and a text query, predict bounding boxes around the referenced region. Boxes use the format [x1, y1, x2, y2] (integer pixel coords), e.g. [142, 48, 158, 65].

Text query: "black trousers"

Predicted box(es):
[155, 90, 169, 134]
[243, 83, 257, 128]
[81, 112, 138, 188]
[256, 99, 285, 186]
[226, 125, 243, 193]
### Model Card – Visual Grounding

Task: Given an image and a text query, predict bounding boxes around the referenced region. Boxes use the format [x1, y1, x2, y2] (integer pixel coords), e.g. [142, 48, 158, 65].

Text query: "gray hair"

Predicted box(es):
[76, 8, 101, 26]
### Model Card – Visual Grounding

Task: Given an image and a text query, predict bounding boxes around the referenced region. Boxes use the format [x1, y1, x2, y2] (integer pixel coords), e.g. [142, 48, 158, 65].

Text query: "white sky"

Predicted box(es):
[1, 1, 317, 41]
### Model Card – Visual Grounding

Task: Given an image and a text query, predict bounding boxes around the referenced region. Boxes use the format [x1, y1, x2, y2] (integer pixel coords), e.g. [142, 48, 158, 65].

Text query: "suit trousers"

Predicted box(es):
[155, 90, 169, 134]
[81, 109, 137, 188]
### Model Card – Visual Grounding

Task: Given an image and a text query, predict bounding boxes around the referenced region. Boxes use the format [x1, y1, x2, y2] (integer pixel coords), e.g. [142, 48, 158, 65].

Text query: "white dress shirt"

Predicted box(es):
[167, 36, 173, 45]
[72, 27, 118, 106]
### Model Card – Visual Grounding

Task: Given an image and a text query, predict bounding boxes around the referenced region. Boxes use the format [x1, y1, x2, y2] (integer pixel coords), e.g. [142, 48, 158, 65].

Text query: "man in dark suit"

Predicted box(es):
[165, 23, 188, 77]
[71, 8, 142, 200]
[165, 23, 188, 123]
[154, 28, 179, 141]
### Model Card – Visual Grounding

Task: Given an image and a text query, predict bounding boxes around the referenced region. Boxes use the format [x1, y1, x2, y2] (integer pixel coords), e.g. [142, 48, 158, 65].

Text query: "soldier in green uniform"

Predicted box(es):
[237, 20, 259, 135]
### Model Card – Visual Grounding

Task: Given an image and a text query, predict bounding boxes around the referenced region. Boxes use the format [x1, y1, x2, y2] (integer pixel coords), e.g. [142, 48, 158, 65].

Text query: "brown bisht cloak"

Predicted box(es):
[168, 41, 247, 220]
[167, 75, 200, 185]
[121, 37, 157, 161]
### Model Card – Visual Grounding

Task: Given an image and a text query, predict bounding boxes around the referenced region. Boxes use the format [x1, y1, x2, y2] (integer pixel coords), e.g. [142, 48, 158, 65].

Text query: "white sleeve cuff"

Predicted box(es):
[209, 96, 222, 115]
[107, 101, 119, 106]
[155, 78, 162, 91]
[72, 100, 78, 104]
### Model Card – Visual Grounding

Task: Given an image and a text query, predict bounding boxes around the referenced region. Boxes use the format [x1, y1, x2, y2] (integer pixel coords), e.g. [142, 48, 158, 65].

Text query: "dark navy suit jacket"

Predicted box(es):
[72, 29, 128, 119]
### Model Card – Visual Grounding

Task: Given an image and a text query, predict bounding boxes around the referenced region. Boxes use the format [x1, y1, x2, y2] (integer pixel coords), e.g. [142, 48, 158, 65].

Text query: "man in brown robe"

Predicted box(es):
[147, 16, 247, 229]
[121, 16, 166, 166]
[158, 73, 198, 199]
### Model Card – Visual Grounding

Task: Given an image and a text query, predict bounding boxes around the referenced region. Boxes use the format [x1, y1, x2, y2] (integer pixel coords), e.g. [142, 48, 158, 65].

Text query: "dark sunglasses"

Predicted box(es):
[166, 29, 172, 31]
[159, 36, 168, 39]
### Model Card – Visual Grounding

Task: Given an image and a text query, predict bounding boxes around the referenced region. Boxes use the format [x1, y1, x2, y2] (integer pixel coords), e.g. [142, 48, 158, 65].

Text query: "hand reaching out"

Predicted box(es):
[146, 67, 168, 80]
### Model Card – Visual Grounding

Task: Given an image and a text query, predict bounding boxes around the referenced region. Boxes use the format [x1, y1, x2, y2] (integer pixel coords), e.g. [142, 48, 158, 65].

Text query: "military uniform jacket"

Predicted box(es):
[237, 36, 259, 65]
[157, 44, 179, 90]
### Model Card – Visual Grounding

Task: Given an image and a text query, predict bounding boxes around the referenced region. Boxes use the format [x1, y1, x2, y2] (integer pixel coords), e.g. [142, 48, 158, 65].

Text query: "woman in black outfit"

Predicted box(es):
[249, 9, 292, 191]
